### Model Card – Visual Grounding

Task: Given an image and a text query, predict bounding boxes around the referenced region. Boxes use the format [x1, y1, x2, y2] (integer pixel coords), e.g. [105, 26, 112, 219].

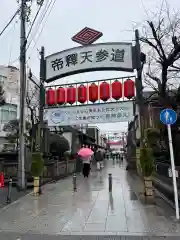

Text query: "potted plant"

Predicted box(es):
[145, 128, 160, 148]
[31, 152, 44, 196]
[140, 147, 155, 197]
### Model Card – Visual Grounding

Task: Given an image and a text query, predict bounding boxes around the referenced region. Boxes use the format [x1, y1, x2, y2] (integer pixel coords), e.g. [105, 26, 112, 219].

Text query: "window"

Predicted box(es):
[1, 109, 9, 123]
[0, 75, 7, 85]
[9, 110, 17, 121]
[0, 104, 17, 124]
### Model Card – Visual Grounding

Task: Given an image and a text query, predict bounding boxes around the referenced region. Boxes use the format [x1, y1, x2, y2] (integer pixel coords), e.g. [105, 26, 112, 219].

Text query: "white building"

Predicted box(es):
[0, 65, 39, 146]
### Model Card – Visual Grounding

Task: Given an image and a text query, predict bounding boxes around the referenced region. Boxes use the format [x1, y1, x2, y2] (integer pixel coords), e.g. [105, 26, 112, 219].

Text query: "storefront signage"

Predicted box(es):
[107, 136, 121, 140]
[44, 101, 133, 126]
[45, 42, 133, 82]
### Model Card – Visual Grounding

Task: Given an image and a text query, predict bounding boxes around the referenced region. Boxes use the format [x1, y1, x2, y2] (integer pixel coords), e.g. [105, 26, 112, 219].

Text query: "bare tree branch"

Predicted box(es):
[140, 36, 163, 61]
[148, 21, 167, 60]
[26, 80, 40, 127]
[140, 7, 180, 104]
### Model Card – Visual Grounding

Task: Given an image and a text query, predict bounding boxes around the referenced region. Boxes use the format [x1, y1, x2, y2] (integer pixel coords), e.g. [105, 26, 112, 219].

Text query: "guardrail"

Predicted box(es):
[0, 159, 76, 187]
[154, 162, 180, 206]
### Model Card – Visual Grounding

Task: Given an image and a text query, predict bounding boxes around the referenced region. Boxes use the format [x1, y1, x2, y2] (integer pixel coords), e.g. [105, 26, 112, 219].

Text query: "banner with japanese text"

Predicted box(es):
[45, 42, 133, 82]
[44, 101, 133, 126]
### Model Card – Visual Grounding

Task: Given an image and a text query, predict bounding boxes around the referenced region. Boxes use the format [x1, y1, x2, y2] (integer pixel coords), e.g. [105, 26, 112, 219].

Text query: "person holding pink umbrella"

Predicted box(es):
[82, 156, 91, 177]
[78, 147, 93, 178]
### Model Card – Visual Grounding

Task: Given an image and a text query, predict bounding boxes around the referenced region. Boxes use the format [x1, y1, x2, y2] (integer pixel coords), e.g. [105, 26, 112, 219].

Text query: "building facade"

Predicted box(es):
[0, 65, 39, 147]
[86, 126, 100, 145]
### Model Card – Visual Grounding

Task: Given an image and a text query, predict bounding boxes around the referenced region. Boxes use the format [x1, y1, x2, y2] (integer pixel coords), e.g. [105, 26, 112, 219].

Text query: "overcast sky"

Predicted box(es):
[0, 0, 179, 134]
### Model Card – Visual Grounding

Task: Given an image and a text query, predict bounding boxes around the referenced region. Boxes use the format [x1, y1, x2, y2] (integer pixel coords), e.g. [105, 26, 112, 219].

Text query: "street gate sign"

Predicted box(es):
[45, 42, 133, 83]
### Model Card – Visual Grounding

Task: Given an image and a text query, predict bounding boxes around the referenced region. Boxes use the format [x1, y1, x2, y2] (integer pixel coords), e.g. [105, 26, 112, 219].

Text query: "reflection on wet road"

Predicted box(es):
[0, 160, 179, 239]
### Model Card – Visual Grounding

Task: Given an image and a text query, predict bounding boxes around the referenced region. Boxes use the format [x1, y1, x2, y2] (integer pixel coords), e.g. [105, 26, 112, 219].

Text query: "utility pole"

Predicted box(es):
[39, 46, 46, 153]
[18, 0, 44, 189]
[18, 0, 27, 190]
[38, 46, 46, 195]
[135, 29, 145, 146]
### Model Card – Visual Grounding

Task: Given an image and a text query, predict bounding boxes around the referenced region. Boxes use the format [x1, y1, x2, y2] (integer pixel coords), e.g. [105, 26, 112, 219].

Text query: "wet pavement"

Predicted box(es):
[0, 187, 30, 209]
[0, 234, 179, 240]
[0, 160, 180, 239]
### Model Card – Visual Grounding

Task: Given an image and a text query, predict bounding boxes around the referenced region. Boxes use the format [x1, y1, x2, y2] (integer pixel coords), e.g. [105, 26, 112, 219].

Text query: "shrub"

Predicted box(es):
[31, 152, 44, 177]
[63, 151, 71, 160]
[145, 128, 160, 146]
[140, 147, 155, 177]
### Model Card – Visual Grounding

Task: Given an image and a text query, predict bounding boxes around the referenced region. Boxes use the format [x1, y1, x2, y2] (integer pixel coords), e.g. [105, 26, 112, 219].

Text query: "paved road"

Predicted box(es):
[0, 160, 180, 238]
[0, 233, 180, 240]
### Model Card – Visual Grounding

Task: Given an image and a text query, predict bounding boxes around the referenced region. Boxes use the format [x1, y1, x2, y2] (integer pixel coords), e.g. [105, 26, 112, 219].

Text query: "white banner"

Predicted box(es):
[44, 101, 133, 126]
[45, 42, 133, 82]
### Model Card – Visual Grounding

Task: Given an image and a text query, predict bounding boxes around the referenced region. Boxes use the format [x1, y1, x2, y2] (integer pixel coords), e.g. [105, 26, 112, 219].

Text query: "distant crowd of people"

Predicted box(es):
[104, 152, 124, 161]
[76, 149, 124, 178]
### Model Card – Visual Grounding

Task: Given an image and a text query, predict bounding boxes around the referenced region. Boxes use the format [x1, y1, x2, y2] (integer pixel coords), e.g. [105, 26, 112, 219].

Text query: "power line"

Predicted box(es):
[8, 0, 55, 65]
[140, 0, 150, 20]
[8, 19, 18, 64]
[27, 0, 56, 59]
[26, 3, 44, 40]
[0, 8, 19, 38]
[26, 0, 56, 52]
[26, 0, 49, 45]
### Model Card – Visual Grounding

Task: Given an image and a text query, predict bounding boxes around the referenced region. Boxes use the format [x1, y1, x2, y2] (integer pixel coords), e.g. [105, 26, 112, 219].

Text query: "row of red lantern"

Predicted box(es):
[46, 79, 135, 106]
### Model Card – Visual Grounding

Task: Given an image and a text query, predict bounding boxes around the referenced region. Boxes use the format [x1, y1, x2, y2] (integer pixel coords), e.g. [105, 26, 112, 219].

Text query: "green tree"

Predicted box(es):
[3, 119, 31, 148]
[145, 128, 160, 147]
[49, 133, 70, 159]
[140, 147, 155, 177]
[31, 152, 44, 177]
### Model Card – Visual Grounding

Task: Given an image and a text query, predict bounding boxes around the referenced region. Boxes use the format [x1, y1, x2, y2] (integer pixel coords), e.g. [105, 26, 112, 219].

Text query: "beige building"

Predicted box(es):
[0, 65, 39, 146]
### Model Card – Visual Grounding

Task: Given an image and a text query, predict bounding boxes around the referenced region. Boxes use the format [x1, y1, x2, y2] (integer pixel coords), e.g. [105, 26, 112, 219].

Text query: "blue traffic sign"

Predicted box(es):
[160, 109, 177, 125]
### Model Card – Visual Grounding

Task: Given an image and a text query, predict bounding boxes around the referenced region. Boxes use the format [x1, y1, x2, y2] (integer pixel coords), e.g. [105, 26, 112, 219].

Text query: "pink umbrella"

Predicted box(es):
[78, 147, 93, 158]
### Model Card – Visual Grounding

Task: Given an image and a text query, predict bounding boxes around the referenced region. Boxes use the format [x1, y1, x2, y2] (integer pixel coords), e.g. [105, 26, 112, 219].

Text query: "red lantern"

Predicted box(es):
[78, 84, 87, 104]
[56, 87, 66, 105]
[46, 88, 56, 105]
[89, 83, 98, 103]
[100, 82, 110, 101]
[67, 86, 76, 104]
[124, 79, 135, 99]
[111, 80, 122, 100]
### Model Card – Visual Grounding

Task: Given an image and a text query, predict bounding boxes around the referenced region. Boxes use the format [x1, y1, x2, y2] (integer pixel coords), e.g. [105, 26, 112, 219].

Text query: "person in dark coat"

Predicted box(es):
[75, 154, 83, 174]
[94, 149, 103, 170]
[82, 156, 91, 178]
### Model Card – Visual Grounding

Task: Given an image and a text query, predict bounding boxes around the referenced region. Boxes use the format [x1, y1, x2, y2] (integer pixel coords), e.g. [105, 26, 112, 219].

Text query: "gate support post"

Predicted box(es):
[135, 29, 146, 147]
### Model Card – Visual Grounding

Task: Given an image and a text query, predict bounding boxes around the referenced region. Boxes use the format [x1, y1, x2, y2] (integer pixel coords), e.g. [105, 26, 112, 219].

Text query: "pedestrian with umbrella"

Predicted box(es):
[78, 147, 93, 178]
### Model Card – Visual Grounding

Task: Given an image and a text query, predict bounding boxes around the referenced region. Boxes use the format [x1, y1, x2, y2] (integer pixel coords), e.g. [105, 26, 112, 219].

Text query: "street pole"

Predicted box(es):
[135, 29, 144, 146]
[38, 46, 45, 194]
[167, 124, 179, 220]
[39, 46, 45, 153]
[18, 0, 27, 190]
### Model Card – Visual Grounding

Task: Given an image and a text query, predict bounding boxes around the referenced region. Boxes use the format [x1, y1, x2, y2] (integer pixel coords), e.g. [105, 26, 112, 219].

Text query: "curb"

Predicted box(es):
[0, 190, 33, 213]
[0, 173, 82, 213]
[155, 187, 176, 211]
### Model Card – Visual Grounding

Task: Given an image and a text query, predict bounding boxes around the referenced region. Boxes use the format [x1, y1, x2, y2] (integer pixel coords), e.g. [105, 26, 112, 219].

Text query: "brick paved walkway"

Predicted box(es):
[0, 160, 179, 239]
